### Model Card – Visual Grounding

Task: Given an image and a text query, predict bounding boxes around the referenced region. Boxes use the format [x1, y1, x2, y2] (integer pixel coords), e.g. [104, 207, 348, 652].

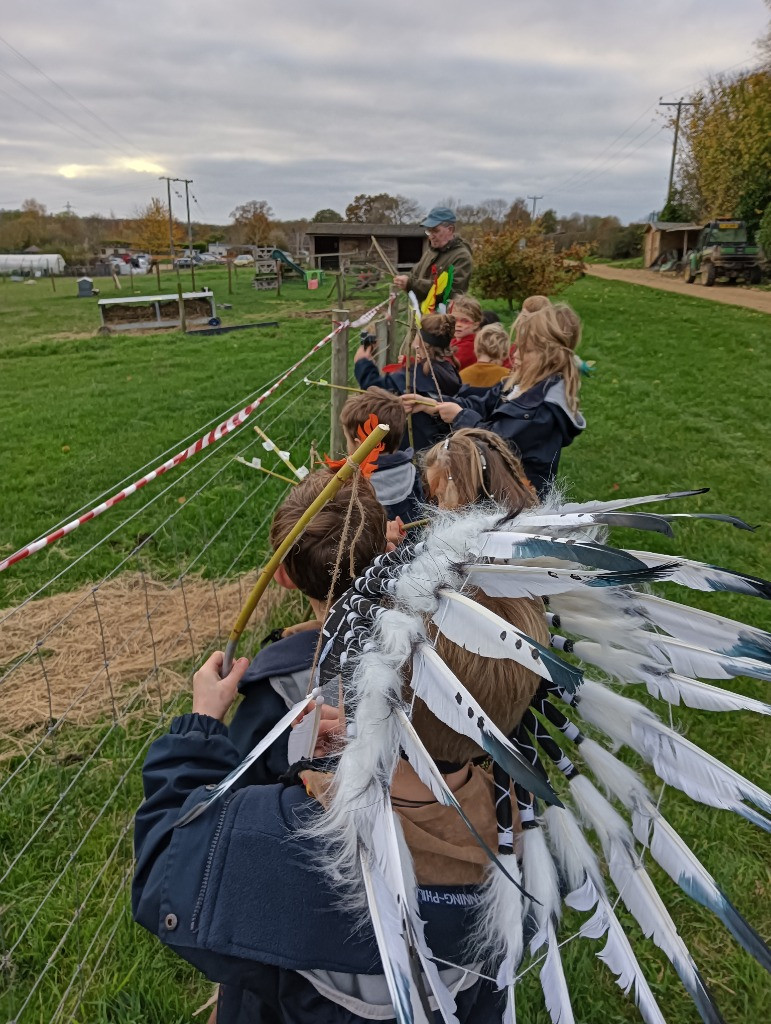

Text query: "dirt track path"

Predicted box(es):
[585, 263, 771, 315]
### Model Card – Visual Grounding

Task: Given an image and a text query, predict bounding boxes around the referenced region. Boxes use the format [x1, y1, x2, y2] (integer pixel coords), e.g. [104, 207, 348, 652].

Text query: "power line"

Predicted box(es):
[550, 124, 667, 199]
[659, 98, 695, 201]
[0, 32, 146, 160]
[527, 195, 543, 219]
[0, 60, 132, 162]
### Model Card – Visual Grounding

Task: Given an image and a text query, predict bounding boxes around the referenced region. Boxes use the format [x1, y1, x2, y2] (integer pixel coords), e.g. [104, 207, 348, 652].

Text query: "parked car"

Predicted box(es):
[173, 256, 196, 269]
[233, 254, 255, 267]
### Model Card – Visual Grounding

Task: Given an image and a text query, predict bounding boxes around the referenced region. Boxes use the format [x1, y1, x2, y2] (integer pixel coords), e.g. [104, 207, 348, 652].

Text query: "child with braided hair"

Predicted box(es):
[422, 428, 537, 512]
[354, 312, 461, 453]
[406, 302, 586, 497]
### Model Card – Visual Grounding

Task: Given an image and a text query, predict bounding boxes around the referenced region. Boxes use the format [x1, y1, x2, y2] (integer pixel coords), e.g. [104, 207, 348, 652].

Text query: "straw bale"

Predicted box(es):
[0, 572, 285, 748]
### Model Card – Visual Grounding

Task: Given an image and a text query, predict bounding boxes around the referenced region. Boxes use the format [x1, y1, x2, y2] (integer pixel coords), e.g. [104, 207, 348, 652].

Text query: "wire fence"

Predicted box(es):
[0, 305, 364, 1022]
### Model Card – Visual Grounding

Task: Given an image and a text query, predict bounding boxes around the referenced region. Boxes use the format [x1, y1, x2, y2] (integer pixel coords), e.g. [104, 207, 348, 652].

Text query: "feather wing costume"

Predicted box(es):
[182, 491, 770, 1023]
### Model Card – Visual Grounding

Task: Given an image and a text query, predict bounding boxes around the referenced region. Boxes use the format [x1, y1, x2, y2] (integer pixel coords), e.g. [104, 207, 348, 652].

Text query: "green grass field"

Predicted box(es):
[0, 268, 770, 1022]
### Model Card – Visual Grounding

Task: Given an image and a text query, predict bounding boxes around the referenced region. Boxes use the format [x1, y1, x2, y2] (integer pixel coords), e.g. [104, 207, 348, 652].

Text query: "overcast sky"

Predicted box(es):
[0, 1, 767, 225]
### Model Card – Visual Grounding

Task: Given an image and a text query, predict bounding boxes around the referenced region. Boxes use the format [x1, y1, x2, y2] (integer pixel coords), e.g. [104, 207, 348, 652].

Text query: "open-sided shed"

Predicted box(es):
[643, 221, 703, 267]
[305, 222, 426, 271]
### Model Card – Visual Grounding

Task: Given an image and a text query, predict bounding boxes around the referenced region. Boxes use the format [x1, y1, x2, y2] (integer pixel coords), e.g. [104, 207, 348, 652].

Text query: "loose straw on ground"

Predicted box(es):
[0, 572, 287, 751]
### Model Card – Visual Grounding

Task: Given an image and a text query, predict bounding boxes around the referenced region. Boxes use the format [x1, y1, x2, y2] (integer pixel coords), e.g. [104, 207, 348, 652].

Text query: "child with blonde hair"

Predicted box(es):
[449, 294, 483, 369]
[459, 323, 511, 388]
[406, 301, 586, 496]
[422, 427, 538, 512]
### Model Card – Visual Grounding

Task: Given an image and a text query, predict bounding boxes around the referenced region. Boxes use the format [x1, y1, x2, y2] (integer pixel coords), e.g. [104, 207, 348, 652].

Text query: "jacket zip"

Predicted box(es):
[191, 794, 232, 932]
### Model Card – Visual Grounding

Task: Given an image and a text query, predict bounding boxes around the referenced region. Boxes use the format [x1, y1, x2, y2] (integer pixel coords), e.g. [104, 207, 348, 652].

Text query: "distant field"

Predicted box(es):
[1, 270, 770, 1022]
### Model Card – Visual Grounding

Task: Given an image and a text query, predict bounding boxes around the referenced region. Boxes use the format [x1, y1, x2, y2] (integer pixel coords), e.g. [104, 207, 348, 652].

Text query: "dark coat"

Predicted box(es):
[452, 374, 586, 497]
[132, 713, 502, 1023]
[406, 236, 473, 302]
[355, 357, 461, 453]
[371, 448, 424, 522]
[227, 629, 319, 782]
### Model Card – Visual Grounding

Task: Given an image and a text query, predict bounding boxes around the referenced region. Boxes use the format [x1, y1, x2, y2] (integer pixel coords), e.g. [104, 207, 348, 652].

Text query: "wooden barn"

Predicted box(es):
[305, 222, 427, 271]
[643, 221, 703, 267]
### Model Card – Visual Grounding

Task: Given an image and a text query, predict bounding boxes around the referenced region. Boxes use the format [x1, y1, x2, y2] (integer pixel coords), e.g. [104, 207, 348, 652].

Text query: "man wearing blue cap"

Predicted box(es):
[393, 206, 473, 303]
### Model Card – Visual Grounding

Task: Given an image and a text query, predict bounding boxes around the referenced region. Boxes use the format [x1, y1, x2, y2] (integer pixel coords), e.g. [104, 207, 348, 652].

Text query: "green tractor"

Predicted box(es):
[683, 218, 762, 286]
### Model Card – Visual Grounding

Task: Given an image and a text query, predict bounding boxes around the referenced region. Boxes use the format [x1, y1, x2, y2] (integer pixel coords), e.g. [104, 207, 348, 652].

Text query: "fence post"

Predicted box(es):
[375, 319, 388, 370]
[329, 308, 349, 457]
[386, 291, 399, 363]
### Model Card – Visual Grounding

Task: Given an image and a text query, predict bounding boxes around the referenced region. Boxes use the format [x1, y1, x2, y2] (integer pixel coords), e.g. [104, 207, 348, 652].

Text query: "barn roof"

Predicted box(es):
[645, 221, 704, 232]
[306, 222, 425, 237]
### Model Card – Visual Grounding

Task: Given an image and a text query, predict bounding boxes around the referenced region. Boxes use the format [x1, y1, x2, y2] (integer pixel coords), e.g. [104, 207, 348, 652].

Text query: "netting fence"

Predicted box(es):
[0, 300, 389, 1023]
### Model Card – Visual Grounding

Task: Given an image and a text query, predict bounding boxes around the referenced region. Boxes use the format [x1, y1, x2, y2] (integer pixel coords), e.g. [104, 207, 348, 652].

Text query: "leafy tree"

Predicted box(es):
[538, 209, 558, 234]
[344, 193, 423, 224]
[228, 200, 274, 245]
[610, 223, 646, 260]
[311, 208, 343, 223]
[676, 70, 771, 235]
[133, 198, 183, 254]
[757, 203, 771, 258]
[473, 227, 590, 310]
[504, 198, 532, 228]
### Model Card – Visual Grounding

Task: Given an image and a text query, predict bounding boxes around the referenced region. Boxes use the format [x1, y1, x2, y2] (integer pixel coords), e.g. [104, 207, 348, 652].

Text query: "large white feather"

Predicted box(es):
[540, 921, 575, 1024]
[645, 634, 771, 683]
[176, 694, 315, 826]
[570, 777, 724, 1024]
[367, 799, 460, 1024]
[467, 563, 676, 601]
[577, 882, 668, 1024]
[360, 850, 430, 1024]
[643, 673, 771, 714]
[476, 854, 524, 987]
[632, 800, 771, 973]
[434, 590, 582, 691]
[560, 488, 708, 513]
[411, 644, 559, 803]
[631, 593, 771, 664]
[575, 680, 771, 821]
[522, 826, 562, 953]
[543, 804, 604, 893]
[627, 549, 771, 600]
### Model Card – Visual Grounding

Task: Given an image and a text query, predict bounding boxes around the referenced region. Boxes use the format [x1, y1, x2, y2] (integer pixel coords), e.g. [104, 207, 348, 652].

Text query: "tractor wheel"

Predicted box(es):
[683, 264, 696, 284]
[701, 263, 716, 287]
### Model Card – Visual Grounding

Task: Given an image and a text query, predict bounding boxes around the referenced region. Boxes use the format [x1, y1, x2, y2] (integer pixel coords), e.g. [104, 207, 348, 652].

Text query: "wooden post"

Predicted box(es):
[276, 259, 282, 297]
[50, 271, 56, 293]
[334, 272, 342, 307]
[129, 261, 134, 294]
[329, 308, 349, 457]
[155, 261, 162, 292]
[177, 284, 187, 333]
[227, 259, 233, 295]
[375, 319, 388, 370]
[386, 291, 399, 364]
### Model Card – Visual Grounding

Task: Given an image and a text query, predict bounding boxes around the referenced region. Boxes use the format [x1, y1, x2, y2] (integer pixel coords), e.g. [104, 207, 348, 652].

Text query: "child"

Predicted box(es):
[422, 427, 537, 512]
[339, 387, 424, 524]
[449, 294, 483, 369]
[414, 302, 586, 498]
[354, 312, 461, 453]
[226, 470, 387, 780]
[459, 323, 511, 388]
[133, 576, 547, 1022]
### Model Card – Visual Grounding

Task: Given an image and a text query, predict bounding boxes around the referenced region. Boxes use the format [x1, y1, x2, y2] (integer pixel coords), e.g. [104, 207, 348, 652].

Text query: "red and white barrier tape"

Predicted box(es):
[0, 297, 392, 575]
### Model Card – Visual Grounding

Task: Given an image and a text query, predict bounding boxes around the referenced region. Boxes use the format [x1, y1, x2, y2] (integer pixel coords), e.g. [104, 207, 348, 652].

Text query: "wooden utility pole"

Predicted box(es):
[659, 98, 695, 202]
[527, 195, 543, 220]
[180, 178, 195, 290]
[329, 309, 349, 456]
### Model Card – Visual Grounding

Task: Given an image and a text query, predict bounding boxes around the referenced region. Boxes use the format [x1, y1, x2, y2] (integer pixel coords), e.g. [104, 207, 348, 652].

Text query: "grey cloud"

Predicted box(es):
[0, 0, 766, 222]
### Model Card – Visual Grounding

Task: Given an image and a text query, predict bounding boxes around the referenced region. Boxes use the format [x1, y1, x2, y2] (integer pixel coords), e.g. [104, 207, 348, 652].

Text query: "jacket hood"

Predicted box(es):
[543, 376, 586, 435]
[239, 629, 320, 693]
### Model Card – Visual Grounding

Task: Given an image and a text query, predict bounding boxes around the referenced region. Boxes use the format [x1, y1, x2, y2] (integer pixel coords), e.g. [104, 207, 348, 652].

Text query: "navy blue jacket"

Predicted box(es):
[228, 629, 319, 781]
[132, 713, 502, 1023]
[354, 357, 461, 453]
[452, 374, 586, 497]
[371, 448, 424, 523]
